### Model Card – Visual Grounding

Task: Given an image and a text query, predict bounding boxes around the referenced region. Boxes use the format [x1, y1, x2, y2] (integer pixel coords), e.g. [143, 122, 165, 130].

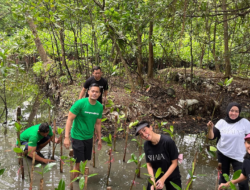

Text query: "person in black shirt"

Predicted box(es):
[135, 121, 181, 190]
[219, 133, 250, 189]
[78, 66, 108, 104]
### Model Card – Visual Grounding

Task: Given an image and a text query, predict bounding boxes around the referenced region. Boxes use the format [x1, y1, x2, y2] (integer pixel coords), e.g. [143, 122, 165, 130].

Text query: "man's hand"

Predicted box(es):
[44, 159, 55, 164]
[64, 137, 70, 149]
[98, 139, 102, 150]
[55, 137, 61, 144]
[156, 178, 165, 189]
[150, 185, 154, 190]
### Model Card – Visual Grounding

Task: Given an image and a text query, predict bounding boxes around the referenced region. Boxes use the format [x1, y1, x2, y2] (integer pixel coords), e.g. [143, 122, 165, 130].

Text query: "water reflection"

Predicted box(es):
[0, 124, 218, 190]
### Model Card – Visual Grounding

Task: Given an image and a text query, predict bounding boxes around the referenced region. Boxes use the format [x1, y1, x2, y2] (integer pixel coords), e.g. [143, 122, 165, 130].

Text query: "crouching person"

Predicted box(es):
[18, 123, 60, 163]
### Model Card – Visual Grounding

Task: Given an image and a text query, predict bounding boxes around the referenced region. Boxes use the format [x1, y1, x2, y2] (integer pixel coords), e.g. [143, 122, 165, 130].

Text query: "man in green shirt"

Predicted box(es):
[19, 123, 60, 163]
[64, 83, 103, 177]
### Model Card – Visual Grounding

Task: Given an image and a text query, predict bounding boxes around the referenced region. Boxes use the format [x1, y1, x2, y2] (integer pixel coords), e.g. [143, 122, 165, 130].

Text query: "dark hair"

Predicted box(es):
[92, 66, 101, 72]
[244, 152, 250, 159]
[89, 83, 100, 91]
[39, 123, 50, 133]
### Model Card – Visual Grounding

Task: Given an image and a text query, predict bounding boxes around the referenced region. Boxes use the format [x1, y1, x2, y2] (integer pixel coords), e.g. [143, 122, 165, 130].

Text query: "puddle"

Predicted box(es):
[0, 124, 219, 190]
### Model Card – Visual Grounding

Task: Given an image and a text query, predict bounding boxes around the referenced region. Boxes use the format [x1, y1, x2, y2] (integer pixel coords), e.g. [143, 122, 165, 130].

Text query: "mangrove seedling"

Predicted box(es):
[220, 170, 242, 190]
[123, 120, 139, 162]
[155, 121, 168, 133]
[163, 125, 174, 139]
[0, 163, 5, 176]
[131, 137, 143, 178]
[144, 167, 164, 190]
[57, 127, 64, 173]
[70, 160, 97, 190]
[55, 179, 65, 190]
[127, 153, 145, 190]
[35, 162, 57, 190]
[102, 134, 113, 186]
[113, 113, 125, 151]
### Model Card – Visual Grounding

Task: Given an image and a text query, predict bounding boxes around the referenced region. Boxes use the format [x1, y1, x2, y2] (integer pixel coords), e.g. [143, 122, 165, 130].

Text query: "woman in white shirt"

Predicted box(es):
[207, 102, 250, 190]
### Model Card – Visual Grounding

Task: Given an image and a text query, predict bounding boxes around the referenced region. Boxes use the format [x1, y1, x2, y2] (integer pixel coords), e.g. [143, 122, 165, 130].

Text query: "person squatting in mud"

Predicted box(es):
[18, 123, 61, 163]
[135, 121, 182, 190]
[64, 83, 103, 178]
[207, 102, 250, 190]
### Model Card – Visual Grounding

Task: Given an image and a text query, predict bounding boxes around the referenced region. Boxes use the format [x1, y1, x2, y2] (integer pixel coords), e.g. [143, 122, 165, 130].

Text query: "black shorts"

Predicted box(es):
[72, 138, 93, 163]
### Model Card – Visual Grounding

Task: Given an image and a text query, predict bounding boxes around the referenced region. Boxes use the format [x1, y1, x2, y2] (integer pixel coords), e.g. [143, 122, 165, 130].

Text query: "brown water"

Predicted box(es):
[0, 123, 219, 190]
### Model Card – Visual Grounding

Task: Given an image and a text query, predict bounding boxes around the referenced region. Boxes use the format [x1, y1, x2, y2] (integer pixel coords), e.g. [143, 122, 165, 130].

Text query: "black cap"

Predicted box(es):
[135, 122, 149, 136]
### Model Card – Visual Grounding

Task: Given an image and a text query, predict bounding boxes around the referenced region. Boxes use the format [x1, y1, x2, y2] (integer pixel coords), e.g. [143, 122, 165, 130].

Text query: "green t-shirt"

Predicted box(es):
[70, 98, 103, 140]
[18, 124, 53, 147]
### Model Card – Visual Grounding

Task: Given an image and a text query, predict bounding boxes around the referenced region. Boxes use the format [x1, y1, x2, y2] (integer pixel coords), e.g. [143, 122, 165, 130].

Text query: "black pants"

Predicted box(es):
[147, 177, 182, 190]
[217, 151, 249, 190]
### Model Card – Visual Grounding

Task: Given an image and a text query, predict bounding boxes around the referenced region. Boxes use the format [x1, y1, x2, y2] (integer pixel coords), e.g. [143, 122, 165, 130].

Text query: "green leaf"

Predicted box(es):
[131, 138, 138, 142]
[131, 153, 137, 161]
[110, 107, 114, 113]
[225, 77, 233, 86]
[101, 118, 107, 122]
[170, 181, 182, 190]
[148, 178, 154, 185]
[232, 169, 242, 180]
[80, 161, 87, 174]
[35, 163, 42, 168]
[43, 163, 56, 174]
[163, 129, 173, 137]
[207, 150, 216, 157]
[71, 177, 80, 183]
[109, 134, 112, 144]
[209, 146, 217, 152]
[170, 125, 174, 133]
[141, 163, 147, 168]
[223, 173, 230, 182]
[101, 137, 110, 143]
[139, 153, 145, 162]
[135, 169, 139, 175]
[57, 179, 65, 190]
[79, 176, 85, 189]
[35, 171, 43, 175]
[229, 181, 237, 190]
[13, 147, 23, 153]
[57, 127, 64, 135]
[61, 155, 68, 160]
[127, 159, 134, 164]
[143, 186, 147, 190]
[129, 120, 139, 128]
[88, 173, 98, 178]
[155, 167, 162, 179]
[0, 169, 5, 175]
[70, 170, 80, 173]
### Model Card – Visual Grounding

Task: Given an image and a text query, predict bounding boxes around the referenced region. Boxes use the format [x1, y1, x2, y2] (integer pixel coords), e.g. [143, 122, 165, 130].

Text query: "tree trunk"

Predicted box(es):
[26, 16, 48, 63]
[59, 28, 73, 83]
[89, 9, 99, 65]
[222, 0, 231, 77]
[27, 94, 41, 127]
[147, 21, 154, 78]
[115, 43, 135, 91]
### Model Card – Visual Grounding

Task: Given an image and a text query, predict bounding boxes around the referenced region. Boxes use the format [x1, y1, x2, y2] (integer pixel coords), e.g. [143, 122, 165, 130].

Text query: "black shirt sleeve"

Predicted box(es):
[84, 77, 91, 89]
[209, 127, 221, 144]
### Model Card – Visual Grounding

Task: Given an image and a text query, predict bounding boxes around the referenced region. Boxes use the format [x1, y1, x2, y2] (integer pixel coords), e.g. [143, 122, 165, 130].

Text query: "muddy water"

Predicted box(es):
[0, 122, 219, 190]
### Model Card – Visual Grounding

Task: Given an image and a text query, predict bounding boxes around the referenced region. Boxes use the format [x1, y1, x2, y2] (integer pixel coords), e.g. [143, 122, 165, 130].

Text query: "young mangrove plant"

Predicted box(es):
[0, 163, 5, 176]
[113, 113, 125, 151]
[102, 134, 113, 186]
[144, 167, 164, 190]
[55, 179, 65, 190]
[155, 121, 168, 133]
[14, 122, 25, 179]
[123, 120, 139, 162]
[35, 162, 57, 190]
[131, 137, 143, 178]
[220, 170, 242, 190]
[70, 160, 97, 190]
[127, 153, 145, 190]
[57, 127, 64, 173]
